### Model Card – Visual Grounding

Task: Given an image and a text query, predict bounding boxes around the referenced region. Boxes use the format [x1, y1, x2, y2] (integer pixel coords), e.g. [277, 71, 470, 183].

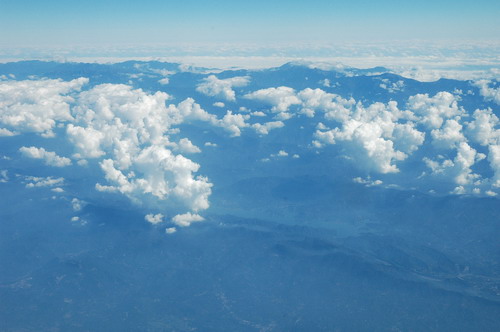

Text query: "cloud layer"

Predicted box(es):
[1, 63, 499, 231]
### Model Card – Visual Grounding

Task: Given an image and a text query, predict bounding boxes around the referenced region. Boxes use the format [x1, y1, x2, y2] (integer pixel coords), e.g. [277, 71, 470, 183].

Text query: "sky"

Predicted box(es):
[0, 0, 499, 48]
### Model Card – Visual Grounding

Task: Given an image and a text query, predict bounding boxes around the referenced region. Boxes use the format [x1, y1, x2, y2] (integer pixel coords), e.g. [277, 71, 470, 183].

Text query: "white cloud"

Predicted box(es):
[353, 177, 383, 187]
[0, 170, 8, 183]
[0, 128, 17, 136]
[379, 79, 405, 93]
[25, 176, 65, 188]
[71, 198, 86, 211]
[51, 187, 64, 193]
[391, 123, 426, 154]
[454, 142, 480, 186]
[177, 138, 201, 154]
[276, 150, 288, 157]
[466, 108, 500, 146]
[451, 186, 466, 195]
[251, 121, 284, 135]
[474, 80, 500, 105]
[423, 142, 481, 187]
[320, 78, 331, 87]
[165, 227, 177, 234]
[314, 101, 422, 173]
[67, 84, 213, 214]
[172, 212, 204, 227]
[274, 112, 294, 121]
[204, 142, 217, 147]
[430, 119, 465, 149]
[213, 101, 225, 108]
[174, 97, 218, 123]
[244, 87, 301, 113]
[488, 144, 500, 187]
[216, 111, 249, 137]
[0, 78, 88, 137]
[158, 77, 170, 85]
[407, 91, 463, 129]
[298, 88, 355, 121]
[196, 75, 250, 101]
[267, 150, 290, 159]
[251, 111, 266, 117]
[19, 146, 72, 167]
[66, 125, 106, 159]
[145, 213, 164, 224]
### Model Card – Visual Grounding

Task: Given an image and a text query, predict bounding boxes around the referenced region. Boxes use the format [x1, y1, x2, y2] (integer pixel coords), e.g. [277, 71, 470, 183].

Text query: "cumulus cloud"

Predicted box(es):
[251, 111, 266, 117]
[407, 91, 463, 129]
[474, 80, 500, 105]
[176, 138, 201, 154]
[0, 78, 88, 137]
[165, 227, 177, 234]
[453, 142, 481, 186]
[172, 212, 204, 227]
[96, 147, 212, 212]
[173, 97, 218, 123]
[241, 85, 500, 194]
[68, 84, 213, 213]
[145, 213, 164, 224]
[391, 123, 426, 154]
[19, 146, 72, 167]
[423, 142, 482, 187]
[6, 71, 498, 220]
[196, 75, 250, 101]
[274, 150, 288, 157]
[66, 125, 105, 159]
[466, 108, 500, 146]
[451, 186, 466, 195]
[320, 78, 331, 87]
[315, 100, 423, 173]
[25, 176, 65, 188]
[298, 88, 355, 121]
[264, 150, 293, 161]
[244, 87, 357, 122]
[489, 144, 500, 187]
[430, 119, 465, 149]
[158, 77, 169, 85]
[251, 121, 284, 135]
[216, 111, 249, 137]
[244, 87, 301, 113]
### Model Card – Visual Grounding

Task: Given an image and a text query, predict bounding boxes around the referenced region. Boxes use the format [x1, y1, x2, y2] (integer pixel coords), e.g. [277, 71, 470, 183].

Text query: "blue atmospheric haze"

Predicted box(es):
[0, 60, 499, 331]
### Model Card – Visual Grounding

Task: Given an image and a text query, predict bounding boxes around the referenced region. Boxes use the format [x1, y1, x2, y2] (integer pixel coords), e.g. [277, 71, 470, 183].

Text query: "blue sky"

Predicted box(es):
[0, 0, 499, 47]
